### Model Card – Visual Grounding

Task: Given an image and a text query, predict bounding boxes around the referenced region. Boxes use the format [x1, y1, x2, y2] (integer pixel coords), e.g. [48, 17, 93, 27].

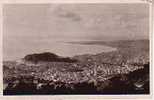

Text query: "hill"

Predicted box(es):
[23, 52, 78, 63]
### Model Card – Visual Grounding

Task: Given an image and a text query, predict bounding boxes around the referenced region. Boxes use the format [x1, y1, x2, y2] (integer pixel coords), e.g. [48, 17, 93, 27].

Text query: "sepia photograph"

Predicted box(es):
[2, 3, 150, 96]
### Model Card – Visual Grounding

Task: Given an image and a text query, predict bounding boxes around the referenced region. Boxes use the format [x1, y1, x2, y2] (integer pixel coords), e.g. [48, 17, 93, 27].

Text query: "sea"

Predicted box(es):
[3, 38, 116, 61]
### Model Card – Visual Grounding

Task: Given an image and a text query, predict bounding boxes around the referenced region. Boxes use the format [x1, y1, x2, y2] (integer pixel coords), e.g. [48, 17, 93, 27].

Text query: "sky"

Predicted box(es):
[3, 4, 149, 41]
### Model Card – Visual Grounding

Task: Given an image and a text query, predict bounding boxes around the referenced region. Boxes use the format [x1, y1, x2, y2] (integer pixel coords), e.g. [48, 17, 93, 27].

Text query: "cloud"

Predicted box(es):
[57, 11, 81, 21]
[53, 6, 82, 22]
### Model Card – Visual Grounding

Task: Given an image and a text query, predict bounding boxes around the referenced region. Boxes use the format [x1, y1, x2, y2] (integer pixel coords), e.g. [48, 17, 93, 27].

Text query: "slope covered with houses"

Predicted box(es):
[3, 39, 149, 94]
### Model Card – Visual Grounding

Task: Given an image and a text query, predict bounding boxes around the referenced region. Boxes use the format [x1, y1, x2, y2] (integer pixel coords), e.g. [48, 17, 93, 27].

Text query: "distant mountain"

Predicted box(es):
[23, 52, 78, 63]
